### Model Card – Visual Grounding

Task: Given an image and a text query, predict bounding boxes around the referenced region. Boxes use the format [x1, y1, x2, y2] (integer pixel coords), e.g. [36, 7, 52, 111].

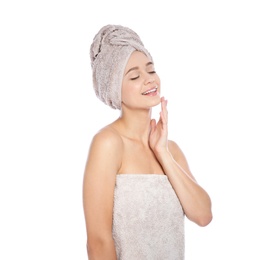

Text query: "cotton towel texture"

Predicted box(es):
[113, 174, 185, 259]
[90, 24, 152, 110]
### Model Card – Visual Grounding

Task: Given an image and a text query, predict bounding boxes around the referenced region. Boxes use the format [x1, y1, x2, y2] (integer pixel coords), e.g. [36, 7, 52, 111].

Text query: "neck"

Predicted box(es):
[115, 106, 153, 143]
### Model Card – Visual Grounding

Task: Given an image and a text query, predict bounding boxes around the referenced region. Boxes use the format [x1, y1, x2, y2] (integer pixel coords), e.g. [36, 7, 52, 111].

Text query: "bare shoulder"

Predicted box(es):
[91, 125, 123, 151]
[86, 125, 123, 174]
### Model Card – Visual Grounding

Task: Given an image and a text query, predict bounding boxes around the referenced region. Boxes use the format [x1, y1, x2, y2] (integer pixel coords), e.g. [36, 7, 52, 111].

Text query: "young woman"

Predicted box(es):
[83, 24, 212, 260]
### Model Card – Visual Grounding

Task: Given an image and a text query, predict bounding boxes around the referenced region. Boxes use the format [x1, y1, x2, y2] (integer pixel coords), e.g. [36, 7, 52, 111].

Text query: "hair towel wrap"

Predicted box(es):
[90, 24, 152, 109]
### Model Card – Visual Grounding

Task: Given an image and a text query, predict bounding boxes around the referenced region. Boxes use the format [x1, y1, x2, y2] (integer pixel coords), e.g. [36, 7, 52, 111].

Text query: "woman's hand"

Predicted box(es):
[149, 96, 169, 156]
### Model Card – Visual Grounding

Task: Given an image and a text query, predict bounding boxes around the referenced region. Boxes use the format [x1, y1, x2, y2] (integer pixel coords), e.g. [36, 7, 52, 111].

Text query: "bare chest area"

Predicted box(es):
[118, 139, 164, 174]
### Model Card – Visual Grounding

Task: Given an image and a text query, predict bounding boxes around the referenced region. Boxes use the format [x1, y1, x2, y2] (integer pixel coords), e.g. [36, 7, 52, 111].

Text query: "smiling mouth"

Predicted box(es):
[142, 86, 158, 95]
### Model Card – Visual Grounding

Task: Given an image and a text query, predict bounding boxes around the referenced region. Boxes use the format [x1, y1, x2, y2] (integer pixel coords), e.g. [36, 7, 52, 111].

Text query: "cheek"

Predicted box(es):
[156, 75, 161, 85]
[121, 82, 139, 102]
[155, 76, 161, 92]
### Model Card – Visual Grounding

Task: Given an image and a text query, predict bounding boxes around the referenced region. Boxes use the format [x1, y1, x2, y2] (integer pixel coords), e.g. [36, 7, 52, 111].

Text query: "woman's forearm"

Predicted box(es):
[156, 150, 212, 226]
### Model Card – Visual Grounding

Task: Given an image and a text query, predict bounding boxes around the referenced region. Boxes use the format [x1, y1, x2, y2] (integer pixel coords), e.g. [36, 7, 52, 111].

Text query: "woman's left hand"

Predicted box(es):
[149, 96, 169, 156]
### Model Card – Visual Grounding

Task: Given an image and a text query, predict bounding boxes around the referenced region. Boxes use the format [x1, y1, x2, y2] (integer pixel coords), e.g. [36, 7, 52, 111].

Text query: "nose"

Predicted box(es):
[144, 76, 155, 85]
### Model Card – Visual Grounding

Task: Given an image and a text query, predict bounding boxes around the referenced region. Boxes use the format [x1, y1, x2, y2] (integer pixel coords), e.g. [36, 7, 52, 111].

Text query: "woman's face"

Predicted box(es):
[121, 51, 161, 109]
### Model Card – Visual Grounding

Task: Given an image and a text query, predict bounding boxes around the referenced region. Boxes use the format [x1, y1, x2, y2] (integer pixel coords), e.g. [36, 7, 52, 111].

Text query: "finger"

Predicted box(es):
[160, 111, 167, 126]
[161, 98, 168, 125]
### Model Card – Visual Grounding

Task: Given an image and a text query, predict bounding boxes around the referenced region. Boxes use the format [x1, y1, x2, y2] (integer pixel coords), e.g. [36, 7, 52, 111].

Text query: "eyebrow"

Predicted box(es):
[125, 62, 154, 75]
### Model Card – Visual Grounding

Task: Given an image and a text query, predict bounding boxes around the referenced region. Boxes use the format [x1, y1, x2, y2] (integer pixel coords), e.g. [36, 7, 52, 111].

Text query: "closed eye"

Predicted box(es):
[130, 71, 156, 80]
[130, 76, 139, 80]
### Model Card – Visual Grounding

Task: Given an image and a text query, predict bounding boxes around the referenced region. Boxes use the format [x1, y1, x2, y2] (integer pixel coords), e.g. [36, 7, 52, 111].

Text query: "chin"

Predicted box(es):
[148, 97, 161, 108]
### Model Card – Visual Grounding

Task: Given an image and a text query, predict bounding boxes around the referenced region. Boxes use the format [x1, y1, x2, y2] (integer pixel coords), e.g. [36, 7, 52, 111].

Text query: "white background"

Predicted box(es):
[0, 0, 266, 259]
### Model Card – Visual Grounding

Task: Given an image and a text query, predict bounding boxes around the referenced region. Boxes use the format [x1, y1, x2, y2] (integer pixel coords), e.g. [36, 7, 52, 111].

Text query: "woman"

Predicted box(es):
[83, 24, 212, 260]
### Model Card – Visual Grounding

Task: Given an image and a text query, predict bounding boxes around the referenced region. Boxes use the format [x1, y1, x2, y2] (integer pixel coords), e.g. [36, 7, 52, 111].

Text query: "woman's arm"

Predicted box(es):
[83, 129, 122, 259]
[157, 140, 212, 226]
[149, 97, 212, 226]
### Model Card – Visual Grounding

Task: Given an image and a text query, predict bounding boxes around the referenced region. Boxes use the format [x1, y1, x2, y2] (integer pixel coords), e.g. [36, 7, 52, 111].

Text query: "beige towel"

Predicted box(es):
[113, 174, 185, 260]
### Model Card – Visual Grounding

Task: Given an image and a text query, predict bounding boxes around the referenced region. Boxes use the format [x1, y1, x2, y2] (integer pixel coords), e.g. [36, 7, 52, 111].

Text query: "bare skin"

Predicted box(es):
[83, 51, 212, 259]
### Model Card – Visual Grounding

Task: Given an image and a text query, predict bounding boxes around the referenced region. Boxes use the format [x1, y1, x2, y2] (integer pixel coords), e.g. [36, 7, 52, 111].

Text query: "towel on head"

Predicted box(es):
[90, 24, 152, 110]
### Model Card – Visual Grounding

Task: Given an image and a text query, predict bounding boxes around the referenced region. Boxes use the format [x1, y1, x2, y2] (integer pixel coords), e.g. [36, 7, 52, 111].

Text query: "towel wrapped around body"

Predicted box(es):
[113, 174, 185, 260]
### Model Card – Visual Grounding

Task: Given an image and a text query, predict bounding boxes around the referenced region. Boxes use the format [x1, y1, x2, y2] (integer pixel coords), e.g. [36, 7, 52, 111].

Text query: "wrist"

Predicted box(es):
[154, 149, 173, 163]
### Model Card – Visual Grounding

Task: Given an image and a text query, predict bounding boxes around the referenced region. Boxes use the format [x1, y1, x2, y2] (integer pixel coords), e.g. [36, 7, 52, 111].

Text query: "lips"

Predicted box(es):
[142, 86, 158, 95]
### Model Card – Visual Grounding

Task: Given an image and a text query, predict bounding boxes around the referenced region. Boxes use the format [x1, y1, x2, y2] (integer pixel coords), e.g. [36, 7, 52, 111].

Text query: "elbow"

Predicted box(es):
[196, 212, 213, 227]
[87, 238, 100, 258]
[187, 208, 213, 227]
[87, 235, 115, 259]
[87, 237, 106, 255]
[194, 198, 213, 227]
